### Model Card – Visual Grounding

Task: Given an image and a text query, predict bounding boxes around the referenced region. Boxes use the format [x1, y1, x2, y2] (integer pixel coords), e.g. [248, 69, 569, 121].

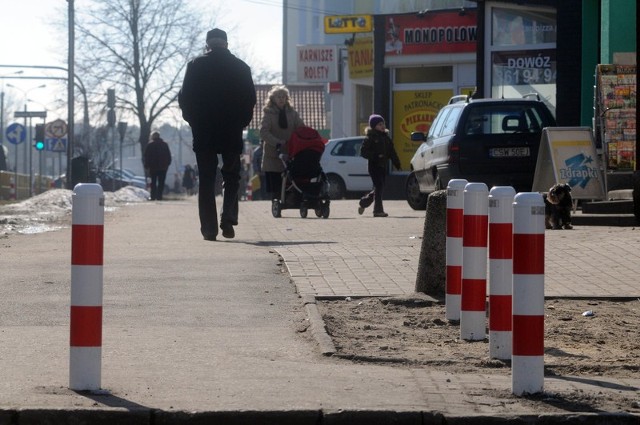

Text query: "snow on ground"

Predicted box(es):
[0, 186, 149, 236]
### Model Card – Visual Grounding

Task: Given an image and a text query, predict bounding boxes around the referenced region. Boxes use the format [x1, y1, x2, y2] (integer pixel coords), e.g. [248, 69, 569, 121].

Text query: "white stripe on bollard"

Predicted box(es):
[69, 183, 105, 391]
[445, 179, 467, 321]
[488, 186, 515, 360]
[460, 182, 488, 341]
[512, 192, 545, 396]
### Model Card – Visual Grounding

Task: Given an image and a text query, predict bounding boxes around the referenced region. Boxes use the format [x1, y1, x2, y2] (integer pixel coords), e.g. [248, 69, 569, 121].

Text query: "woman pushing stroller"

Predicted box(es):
[259, 85, 305, 201]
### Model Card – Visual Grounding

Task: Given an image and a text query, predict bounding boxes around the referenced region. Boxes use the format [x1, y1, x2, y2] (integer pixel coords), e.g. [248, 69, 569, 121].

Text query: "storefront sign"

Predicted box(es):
[492, 50, 556, 86]
[392, 89, 453, 169]
[385, 11, 477, 56]
[297, 45, 339, 83]
[347, 36, 373, 79]
[324, 15, 372, 34]
[491, 7, 557, 47]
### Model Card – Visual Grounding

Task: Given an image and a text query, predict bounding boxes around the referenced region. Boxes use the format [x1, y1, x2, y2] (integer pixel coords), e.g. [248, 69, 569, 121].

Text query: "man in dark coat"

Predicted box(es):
[178, 28, 256, 241]
[143, 131, 172, 201]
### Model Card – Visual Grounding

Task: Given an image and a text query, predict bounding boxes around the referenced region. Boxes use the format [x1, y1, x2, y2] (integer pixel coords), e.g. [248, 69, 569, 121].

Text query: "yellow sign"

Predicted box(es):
[347, 37, 373, 79]
[324, 15, 372, 34]
[392, 89, 452, 170]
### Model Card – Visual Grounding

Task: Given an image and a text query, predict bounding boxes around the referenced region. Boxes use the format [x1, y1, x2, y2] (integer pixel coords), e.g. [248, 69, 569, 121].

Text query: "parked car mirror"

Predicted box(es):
[410, 131, 427, 142]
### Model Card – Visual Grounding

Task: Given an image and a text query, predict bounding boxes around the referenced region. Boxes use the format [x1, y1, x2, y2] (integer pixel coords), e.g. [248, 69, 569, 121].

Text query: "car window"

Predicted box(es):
[467, 104, 546, 135]
[331, 139, 362, 157]
[428, 108, 451, 139]
[440, 106, 462, 136]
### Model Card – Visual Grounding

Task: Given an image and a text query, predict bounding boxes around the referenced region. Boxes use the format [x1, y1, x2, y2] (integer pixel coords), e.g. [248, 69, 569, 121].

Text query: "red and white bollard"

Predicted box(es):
[445, 179, 467, 321]
[488, 186, 516, 360]
[460, 182, 488, 341]
[9, 176, 16, 200]
[70, 183, 105, 391]
[512, 192, 545, 395]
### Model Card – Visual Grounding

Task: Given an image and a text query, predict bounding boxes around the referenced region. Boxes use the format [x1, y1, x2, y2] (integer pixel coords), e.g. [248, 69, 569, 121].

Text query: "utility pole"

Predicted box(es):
[107, 88, 116, 191]
[67, 0, 75, 189]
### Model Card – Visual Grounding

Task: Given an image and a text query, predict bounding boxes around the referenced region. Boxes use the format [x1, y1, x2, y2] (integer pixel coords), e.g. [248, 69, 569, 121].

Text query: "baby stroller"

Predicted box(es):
[271, 126, 331, 218]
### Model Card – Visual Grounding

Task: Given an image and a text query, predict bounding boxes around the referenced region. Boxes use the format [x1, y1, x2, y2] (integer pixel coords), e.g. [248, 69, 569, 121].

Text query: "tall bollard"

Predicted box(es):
[488, 186, 516, 360]
[445, 179, 467, 321]
[460, 182, 488, 341]
[70, 184, 105, 391]
[512, 192, 545, 396]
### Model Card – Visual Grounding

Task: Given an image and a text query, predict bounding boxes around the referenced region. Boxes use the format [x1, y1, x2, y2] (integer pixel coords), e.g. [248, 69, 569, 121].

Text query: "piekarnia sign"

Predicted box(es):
[297, 45, 339, 83]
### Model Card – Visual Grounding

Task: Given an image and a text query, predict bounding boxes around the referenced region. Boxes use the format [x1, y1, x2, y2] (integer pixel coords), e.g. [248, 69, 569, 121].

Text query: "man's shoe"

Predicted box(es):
[220, 223, 235, 239]
[373, 212, 388, 217]
[358, 206, 365, 215]
[203, 234, 216, 241]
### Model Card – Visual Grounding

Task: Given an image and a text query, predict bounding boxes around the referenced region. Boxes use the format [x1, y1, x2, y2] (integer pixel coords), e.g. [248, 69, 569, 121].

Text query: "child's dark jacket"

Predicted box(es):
[360, 129, 401, 170]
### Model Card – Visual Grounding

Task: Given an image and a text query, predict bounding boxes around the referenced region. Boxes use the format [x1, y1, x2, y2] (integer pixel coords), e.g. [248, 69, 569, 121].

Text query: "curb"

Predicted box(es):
[1, 408, 638, 425]
[302, 295, 337, 356]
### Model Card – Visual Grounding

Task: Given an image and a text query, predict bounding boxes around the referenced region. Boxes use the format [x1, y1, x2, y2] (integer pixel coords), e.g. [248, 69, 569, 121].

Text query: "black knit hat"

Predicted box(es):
[369, 114, 384, 128]
[206, 28, 227, 42]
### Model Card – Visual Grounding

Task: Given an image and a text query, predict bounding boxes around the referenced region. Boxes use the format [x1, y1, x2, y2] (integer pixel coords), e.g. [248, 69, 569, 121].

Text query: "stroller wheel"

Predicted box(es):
[271, 199, 282, 218]
[321, 204, 330, 219]
[300, 206, 308, 218]
[314, 208, 322, 218]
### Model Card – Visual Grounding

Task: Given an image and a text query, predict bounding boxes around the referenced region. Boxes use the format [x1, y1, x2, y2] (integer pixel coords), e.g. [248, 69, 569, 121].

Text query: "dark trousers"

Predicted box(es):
[195, 149, 240, 239]
[264, 171, 283, 200]
[359, 164, 386, 213]
[149, 169, 167, 200]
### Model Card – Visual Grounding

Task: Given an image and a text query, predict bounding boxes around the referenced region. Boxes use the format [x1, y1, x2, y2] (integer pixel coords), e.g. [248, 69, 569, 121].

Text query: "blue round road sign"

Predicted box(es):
[6, 123, 26, 145]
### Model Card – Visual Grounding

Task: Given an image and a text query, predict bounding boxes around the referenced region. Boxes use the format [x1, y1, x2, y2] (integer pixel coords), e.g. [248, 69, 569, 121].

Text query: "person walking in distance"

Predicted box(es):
[143, 131, 172, 201]
[358, 114, 401, 217]
[178, 28, 257, 241]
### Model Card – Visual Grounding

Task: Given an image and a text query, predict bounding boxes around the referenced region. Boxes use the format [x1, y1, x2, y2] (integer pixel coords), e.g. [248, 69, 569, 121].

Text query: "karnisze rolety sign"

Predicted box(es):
[297, 45, 339, 83]
[324, 15, 372, 34]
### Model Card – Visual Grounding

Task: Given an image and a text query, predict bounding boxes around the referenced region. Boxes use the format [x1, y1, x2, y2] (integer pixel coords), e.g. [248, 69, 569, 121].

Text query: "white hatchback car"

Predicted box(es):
[320, 136, 370, 199]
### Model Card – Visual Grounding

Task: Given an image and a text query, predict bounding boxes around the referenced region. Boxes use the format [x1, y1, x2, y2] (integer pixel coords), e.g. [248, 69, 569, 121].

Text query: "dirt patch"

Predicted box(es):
[317, 296, 640, 413]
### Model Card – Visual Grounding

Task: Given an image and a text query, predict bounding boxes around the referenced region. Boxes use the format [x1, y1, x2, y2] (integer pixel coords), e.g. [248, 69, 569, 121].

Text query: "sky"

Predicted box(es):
[0, 0, 283, 115]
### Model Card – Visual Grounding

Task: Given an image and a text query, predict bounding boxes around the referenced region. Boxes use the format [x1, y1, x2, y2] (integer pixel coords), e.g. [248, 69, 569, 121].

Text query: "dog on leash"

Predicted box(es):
[544, 183, 573, 230]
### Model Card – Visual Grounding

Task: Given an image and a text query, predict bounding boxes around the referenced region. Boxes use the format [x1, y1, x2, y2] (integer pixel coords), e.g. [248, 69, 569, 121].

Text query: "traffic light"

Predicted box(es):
[34, 124, 45, 151]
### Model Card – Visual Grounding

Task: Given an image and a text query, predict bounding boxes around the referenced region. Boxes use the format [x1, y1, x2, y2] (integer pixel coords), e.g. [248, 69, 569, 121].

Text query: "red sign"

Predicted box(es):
[386, 10, 478, 56]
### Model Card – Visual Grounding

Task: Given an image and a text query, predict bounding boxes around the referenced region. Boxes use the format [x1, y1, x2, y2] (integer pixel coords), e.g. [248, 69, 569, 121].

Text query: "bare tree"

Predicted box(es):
[74, 0, 205, 157]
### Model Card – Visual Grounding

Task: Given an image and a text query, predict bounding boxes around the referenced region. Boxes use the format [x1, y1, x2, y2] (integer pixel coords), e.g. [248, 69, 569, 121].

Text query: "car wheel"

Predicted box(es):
[326, 174, 346, 199]
[406, 172, 428, 210]
[321, 203, 330, 219]
[271, 199, 282, 218]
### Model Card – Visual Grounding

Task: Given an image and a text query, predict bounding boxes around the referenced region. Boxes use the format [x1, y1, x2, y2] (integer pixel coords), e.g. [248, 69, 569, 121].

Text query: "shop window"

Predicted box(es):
[396, 66, 453, 84]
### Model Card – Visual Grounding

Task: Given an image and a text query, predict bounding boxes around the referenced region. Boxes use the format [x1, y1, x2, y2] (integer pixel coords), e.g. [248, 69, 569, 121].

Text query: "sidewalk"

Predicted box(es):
[0, 196, 638, 424]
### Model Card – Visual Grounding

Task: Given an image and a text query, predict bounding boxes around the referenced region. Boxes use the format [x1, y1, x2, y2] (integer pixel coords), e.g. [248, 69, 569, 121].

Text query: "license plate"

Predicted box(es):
[489, 147, 530, 158]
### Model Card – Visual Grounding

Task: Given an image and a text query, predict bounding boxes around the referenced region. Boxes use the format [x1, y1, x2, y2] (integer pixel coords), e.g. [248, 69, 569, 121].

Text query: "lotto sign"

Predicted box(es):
[297, 45, 339, 83]
[324, 15, 372, 34]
